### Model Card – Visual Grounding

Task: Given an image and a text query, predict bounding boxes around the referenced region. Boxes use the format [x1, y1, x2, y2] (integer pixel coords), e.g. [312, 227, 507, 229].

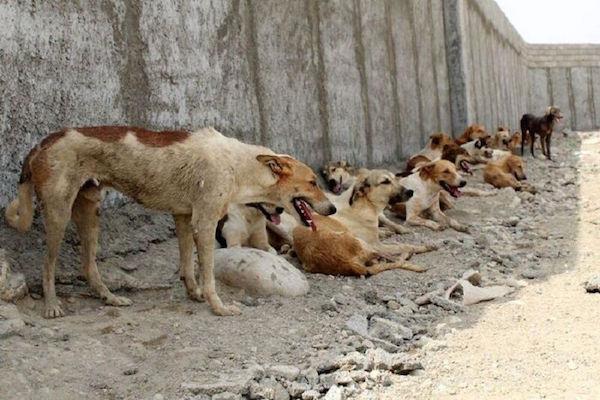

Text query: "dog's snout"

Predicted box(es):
[326, 204, 337, 215]
[459, 180, 467, 187]
[328, 179, 337, 186]
[275, 207, 284, 214]
[520, 175, 527, 181]
[404, 189, 414, 199]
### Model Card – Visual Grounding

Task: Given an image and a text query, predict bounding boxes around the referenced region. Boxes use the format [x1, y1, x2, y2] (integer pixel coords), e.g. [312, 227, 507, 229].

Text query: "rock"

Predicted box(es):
[366, 348, 422, 374]
[319, 371, 353, 388]
[345, 314, 369, 337]
[287, 382, 310, 398]
[0, 301, 25, 338]
[362, 289, 379, 304]
[0, 251, 28, 302]
[429, 295, 465, 312]
[300, 368, 319, 387]
[521, 269, 545, 280]
[584, 276, 600, 293]
[214, 248, 309, 297]
[301, 390, 321, 400]
[335, 352, 371, 371]
[249, 378, 289, 400]
[368, 317, 413, 344]
[212, 393, 242, 400]
[181, 370, 256, 396]
[267, 364, 301, 381]
[241, 296, 259, 307]
[323, 385, 344, 400]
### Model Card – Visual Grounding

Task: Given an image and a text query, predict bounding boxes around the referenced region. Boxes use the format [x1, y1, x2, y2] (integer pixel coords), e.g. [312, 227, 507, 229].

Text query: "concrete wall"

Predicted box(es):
[527, 45, 600, 131]
[1, 1, 599, 207]
[0, 0, 457, 206]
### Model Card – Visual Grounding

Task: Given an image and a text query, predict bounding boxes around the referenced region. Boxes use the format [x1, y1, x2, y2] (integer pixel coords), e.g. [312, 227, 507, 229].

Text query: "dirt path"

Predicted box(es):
[376, 133, 600, 400]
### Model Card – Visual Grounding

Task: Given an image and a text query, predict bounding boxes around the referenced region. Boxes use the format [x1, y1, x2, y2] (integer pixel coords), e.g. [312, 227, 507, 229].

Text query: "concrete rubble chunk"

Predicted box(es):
[0, 250, 28, 302]
[267, 364, 301, 382]
[323, 385, 344, 400]
[368, 317, 413, 344]
[0, 301, 25, 338]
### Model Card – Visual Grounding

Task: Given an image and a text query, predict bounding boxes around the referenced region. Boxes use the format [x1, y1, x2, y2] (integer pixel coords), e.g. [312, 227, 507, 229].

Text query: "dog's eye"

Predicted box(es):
[444, 169, 450, 173]
[310, 180, 318, 187]
[381, 179, 391, 185]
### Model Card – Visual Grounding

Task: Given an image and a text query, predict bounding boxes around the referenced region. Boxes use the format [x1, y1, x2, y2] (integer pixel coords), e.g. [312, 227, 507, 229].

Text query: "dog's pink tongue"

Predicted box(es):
[270, 213, 281, 225]
[452, 187, 463, 197]
[333, 182, 342, 194]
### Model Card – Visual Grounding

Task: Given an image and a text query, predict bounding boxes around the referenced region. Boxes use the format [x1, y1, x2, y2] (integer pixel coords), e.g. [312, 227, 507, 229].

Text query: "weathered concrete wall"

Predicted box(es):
[527, 45, 600, 131]
[450, 0, 529, 132]
[0, 0, 455, 206]
[1, 1, 599, 207]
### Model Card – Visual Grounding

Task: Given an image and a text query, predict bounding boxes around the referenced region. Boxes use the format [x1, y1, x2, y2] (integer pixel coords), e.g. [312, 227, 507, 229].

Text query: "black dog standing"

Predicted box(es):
[520, 106, 563, 160]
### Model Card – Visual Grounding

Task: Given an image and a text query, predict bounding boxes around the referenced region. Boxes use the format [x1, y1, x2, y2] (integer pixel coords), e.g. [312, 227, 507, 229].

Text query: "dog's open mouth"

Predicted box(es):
[441, 181, 463, 198]
[329, 178, 343, 195]
[247, 203, 283, 225]
[293, 198, 316, 231]
[459, 160, 473, 175]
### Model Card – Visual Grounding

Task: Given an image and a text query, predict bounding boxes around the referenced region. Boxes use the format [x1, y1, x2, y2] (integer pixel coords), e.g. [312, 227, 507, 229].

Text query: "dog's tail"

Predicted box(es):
[5, 150, 36, 233]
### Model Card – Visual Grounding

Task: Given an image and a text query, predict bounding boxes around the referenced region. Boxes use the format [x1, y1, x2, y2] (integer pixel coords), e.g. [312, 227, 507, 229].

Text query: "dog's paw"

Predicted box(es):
[188, 288, 205, 302]
[214, 303, 241, 316]
[454, 224, 469, 233]
[105, 294, 133, 307]
[44, 300, 65, 319]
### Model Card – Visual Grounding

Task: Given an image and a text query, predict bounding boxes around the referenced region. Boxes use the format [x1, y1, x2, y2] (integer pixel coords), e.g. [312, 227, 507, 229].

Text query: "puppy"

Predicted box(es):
[520, 106, 563, 160]
[483, 154, 536, 193]
[394, 160, 468, 232]
[217, 203, 284, 254]
[455, 124, 488, 145]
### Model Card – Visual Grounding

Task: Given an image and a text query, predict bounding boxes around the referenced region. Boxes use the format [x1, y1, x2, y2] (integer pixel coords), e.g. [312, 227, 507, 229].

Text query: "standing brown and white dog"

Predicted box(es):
[5, 126, 335, 318]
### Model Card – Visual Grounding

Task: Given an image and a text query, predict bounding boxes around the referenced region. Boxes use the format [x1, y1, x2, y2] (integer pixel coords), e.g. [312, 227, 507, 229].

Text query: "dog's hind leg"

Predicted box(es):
[174, 214, 201, 298]
[72, 188, 132, 307]
[529, 132, 536, 158]
[540, 134, 547, 158]
[367, 258, 427, 275]
[545, 134, 552, 160]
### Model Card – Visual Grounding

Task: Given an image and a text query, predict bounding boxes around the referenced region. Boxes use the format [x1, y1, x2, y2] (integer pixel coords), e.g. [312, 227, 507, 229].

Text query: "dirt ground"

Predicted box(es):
[375, 132, 600, 400]
[0, 132, 589, 399]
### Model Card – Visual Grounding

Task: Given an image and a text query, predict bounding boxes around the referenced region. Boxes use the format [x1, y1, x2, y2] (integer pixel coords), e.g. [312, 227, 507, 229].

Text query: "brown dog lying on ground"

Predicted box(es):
[293, 170, 430, 276]
[5, 126, 335, 318]
[489, 127, 511, 150]
[393, 160, 469, 232]
[484, 154, 536, 193]
[520, 106, 563, 160]
[455, 124, 489, 145]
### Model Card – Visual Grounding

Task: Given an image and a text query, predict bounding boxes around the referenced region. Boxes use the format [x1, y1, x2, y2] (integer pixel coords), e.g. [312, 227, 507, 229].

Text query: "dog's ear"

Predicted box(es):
[418, 162, 436, 180]
[349, 180, 370, 206]
[257, 155, 292, 177]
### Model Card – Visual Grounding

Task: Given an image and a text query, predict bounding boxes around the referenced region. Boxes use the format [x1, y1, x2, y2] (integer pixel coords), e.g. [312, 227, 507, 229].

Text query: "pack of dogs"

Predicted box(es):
[4, 107, 563, 318]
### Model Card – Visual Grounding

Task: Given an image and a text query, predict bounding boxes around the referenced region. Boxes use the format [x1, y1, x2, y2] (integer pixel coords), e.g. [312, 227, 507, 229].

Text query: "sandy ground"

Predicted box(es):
[0, 132, 590, 399]
[377, 133, 600, 400]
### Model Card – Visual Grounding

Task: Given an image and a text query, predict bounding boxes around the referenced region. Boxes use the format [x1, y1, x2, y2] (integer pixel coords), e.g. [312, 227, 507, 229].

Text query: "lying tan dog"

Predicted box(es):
[293, 170, 430, 276]
[455, 124, 489, 145]
[489, 127, 511, 150]
[393, 160, 469, 232]
[483, 154, 536, 193]
[418, 132, 455, 160]
[5, 126, 335, 318]
[217, 203, 283, 254]
[320, 162, 408, 235]
[406, 142, 475, 175]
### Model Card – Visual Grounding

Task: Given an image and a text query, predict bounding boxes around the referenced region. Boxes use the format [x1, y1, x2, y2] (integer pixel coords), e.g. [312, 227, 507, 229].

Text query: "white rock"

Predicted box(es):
[323, 385, 344, 400]
[214, 248, 309, 297]
[0, 301, 25, 338]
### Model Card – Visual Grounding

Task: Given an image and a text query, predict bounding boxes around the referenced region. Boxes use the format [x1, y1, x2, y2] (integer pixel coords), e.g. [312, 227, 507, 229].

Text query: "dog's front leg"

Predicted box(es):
[429, 202, 469, 233]
[193, 217, 241, 316]
[546, 134, 552, 160]
[379, 213, 410, 234]
[174, 214, 199, 293]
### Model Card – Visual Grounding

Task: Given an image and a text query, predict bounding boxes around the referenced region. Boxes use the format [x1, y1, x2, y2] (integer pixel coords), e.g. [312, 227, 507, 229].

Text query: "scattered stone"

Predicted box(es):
[181, 370, 256, 396]
[368, 317, 413, 344]
[321, 301, 338, 313]
[0, 251, 28, 302]
[366, 348, 422, 374]
[362, 290, 379, 305]
[241, 296, 259, 307]
[249, 378, 289, 400]
[335, 352, 370, 371]
[287, 382, 310, 398]
[301, 390, 321, 400]
[0, 301, 25, 338]
[212, 392, 242, 400]
[214, 248, 309, 297]
[444, 270, 514, 306]
[429, 295, 465, 312]
[323, 385, 344, 400]
[521, 269, 545, 280]
[123, 367, 138, 376]
[267, 364, 301, 381]
[345, 314, 369, 337]
[584, 276, 600, 293]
